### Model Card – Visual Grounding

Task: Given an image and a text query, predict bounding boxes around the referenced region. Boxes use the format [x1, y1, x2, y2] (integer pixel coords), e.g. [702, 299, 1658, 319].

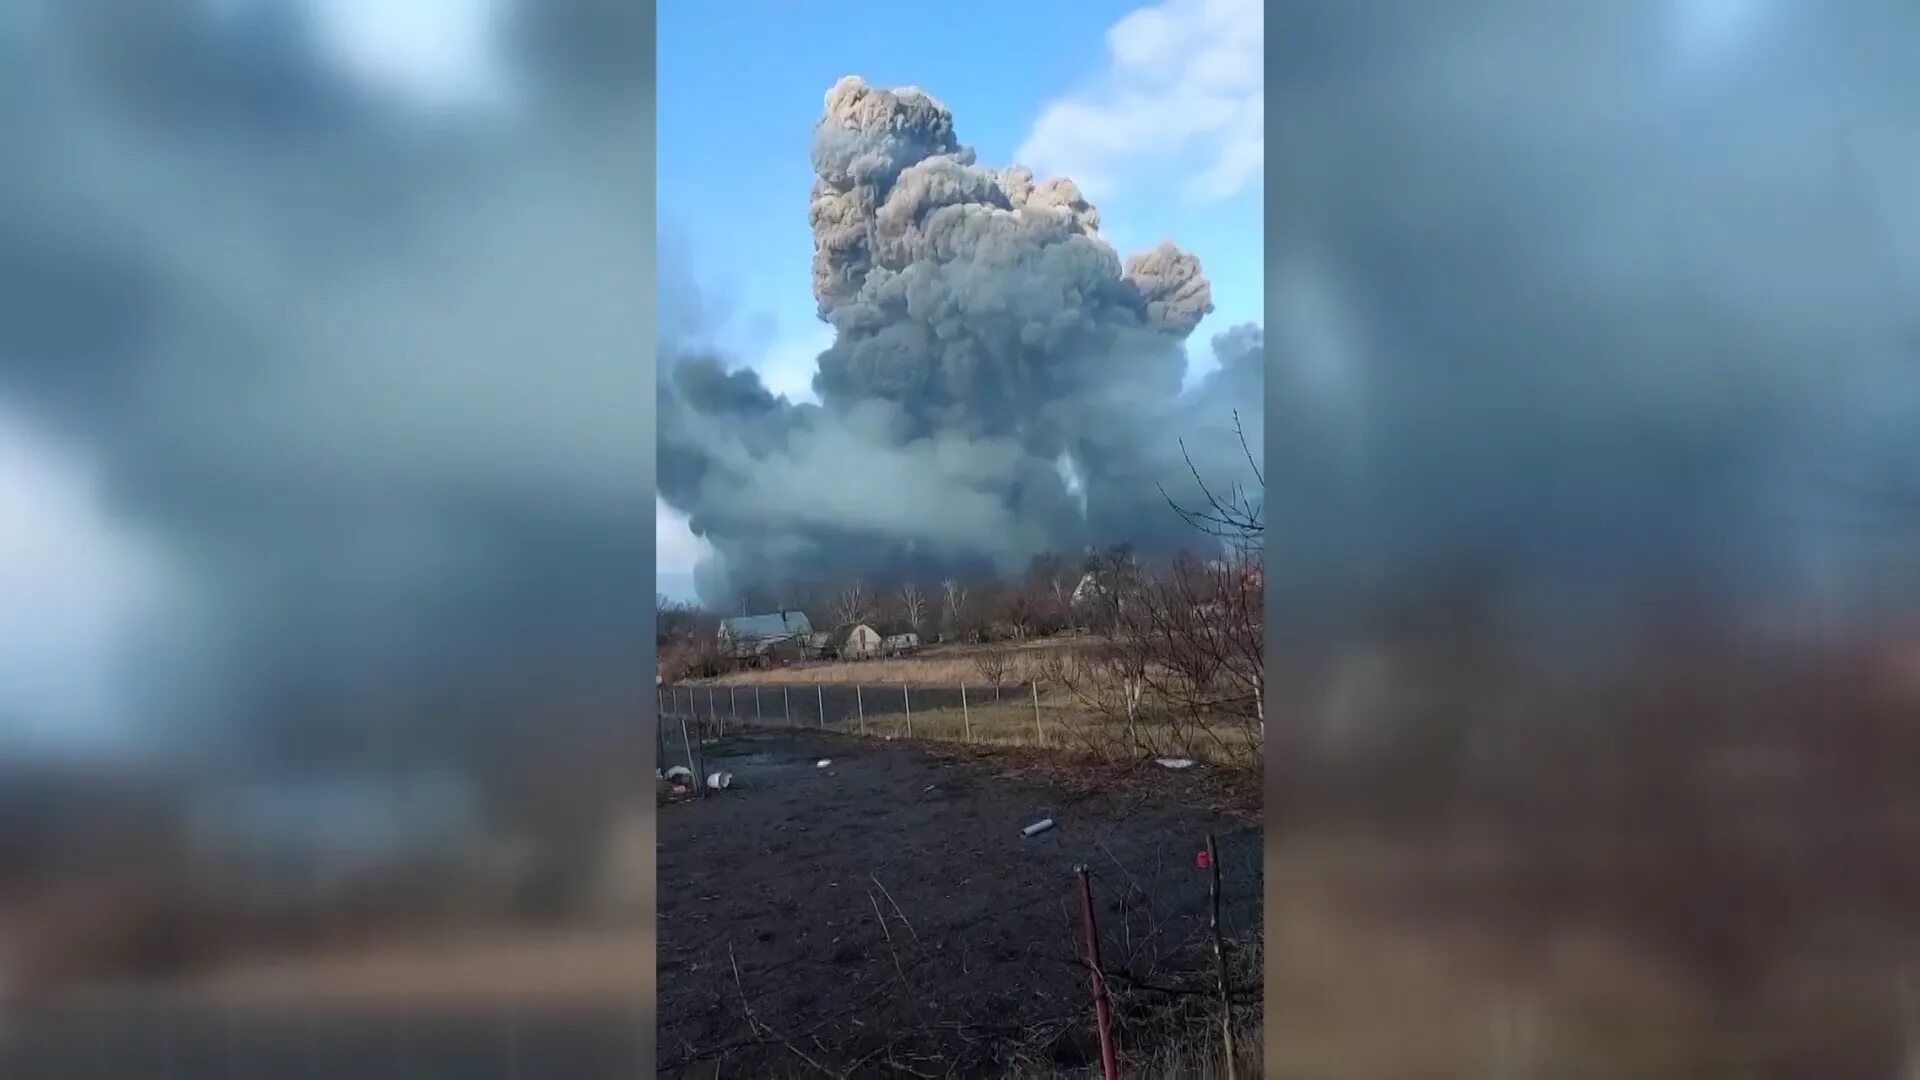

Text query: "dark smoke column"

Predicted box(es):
[659, 75, 1244, 606]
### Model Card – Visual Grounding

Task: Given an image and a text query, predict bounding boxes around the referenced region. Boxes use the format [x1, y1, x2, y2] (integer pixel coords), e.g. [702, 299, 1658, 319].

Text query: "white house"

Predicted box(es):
[880, 630, 921, 656]
[830, 622, 885, 659]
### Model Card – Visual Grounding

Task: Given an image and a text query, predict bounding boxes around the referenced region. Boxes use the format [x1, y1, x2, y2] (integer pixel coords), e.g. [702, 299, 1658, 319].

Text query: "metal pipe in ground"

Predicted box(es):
[655, 691, 667, 773]
[677, 711, 703, 798]
[1206, 832, 1237, 1079]
[856, 684, 865, 735]
[1032, 682, 1043, 746]
[818, 685, 825, 729]
[1074, 864, 1121, 1080]
[903, 684, 911, 737]
[784, 685, 791, 726]
[961, 683, 971, 743]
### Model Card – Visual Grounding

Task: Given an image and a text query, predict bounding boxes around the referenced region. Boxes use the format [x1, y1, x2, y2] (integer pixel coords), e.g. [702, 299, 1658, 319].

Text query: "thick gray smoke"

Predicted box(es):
[661, 76, 1263, 603]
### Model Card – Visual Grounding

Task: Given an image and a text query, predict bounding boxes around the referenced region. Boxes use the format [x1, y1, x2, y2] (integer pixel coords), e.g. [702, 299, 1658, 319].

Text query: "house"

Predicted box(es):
[1071, 572, 1103, 607]
[717, 610, 814, 662]
[877, 623, 921, 656]
[828, 622, 885, 659]
[801, 630, 834, 660]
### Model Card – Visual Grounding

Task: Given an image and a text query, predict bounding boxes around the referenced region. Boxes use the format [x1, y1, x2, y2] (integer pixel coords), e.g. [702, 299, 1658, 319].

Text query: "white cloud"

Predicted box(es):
[0, 404, 169, 743]
[1017, 0, 1262, 204]
[656, 497, 711, 576]
[303, 0, 512, 112]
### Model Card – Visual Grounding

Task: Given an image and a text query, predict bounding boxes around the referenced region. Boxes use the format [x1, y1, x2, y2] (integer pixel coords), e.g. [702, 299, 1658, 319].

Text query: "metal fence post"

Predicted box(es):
[731, 685, 738, 724]
[677, 711, 703, 798]
[755, 686, 762, 725]
[1033, 681, 1042, 746]
[784, 685, 791, 726]
[818, 685, 825, 729]
[856, 684, 865, 735]
[961, 683, 971, 743]
[708, 688, 718, 736]
[903, 684, 912, 738]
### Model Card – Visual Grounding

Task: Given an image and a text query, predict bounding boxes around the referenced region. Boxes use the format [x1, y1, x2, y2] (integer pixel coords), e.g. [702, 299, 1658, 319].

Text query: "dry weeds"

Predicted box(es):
[693, 639, 1086, 688]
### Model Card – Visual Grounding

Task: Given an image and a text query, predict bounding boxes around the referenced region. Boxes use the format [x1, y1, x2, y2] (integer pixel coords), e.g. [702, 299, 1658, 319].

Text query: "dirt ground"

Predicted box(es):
[655, 730, 1261, 1077]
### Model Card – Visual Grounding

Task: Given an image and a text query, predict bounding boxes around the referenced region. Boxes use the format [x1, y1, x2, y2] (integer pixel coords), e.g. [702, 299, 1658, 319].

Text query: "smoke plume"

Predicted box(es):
[660, 76, 1262, 604]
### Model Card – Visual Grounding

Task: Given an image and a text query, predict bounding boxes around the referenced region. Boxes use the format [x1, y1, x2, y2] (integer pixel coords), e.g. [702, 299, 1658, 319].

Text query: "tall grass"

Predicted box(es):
[693, 641, 1079, 688]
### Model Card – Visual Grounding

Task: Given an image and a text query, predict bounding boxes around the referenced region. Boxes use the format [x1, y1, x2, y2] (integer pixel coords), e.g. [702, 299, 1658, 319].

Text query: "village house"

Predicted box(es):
[827, 622, 884, 659]
[801, 630, 834, 660]
[827, 620, 920, 659]
[878, 624, 921, 656]
[717, 610, 814, 667]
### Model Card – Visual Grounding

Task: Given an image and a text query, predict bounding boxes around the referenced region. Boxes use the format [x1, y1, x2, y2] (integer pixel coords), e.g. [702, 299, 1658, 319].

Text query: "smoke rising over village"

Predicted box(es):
[659, 76, 1264, 605]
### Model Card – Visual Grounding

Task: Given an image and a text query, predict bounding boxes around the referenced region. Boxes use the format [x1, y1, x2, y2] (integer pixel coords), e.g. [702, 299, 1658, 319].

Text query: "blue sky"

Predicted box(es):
[658, 0, 1265, 598]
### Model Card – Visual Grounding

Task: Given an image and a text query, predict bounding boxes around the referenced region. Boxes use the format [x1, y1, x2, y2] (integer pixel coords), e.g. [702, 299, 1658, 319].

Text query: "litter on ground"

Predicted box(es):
[1021, 818, 1056, 837]
[816, 759, 832, 768]
[1155, 757, 1196, 770]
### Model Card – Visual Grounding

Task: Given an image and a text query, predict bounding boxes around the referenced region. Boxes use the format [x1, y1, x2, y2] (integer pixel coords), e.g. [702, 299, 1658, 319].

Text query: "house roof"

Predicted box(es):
[719, 610, 813, 641]
[825, 623, 870, 648]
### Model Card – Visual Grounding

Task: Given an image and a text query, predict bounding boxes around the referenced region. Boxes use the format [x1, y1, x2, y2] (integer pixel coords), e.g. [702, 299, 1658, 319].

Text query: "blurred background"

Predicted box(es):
[1267, 1, 1920, 1075]
[0, 1, 654, 1076]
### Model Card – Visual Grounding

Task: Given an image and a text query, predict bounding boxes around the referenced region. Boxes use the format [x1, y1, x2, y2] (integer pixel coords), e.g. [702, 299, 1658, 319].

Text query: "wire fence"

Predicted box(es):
[657, 679, 1074, 752]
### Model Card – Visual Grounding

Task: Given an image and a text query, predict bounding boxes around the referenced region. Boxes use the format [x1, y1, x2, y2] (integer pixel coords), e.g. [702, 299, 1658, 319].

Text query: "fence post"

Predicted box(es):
[818, 685, 825, 729]
[784, 685, 791, 726]
[1033, 681, 1043, 746]
[677, 711, 703, 798]
[903, 684, 912, 738]
[856, 684, 865, 735]
[731, 685, 738, 725]
[755, 686, 762, 725]
[708, 688, 718, 737]
[1206, 833, 1237, 1078]
[1075, 864, 1121, 1080]
[656, 691, 667, 773]
[961, 683, 971, 743]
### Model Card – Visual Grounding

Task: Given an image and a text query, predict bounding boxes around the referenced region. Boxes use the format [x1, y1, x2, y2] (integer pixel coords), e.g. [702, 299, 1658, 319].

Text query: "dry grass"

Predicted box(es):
[824, 692, 1259, 767]
[695, 639, 1083, 688]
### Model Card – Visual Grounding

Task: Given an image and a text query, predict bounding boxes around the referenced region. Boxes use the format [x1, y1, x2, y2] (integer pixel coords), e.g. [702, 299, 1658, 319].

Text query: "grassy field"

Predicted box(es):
[695, 637, 1084, 688]
[856, 695, 1261, 765]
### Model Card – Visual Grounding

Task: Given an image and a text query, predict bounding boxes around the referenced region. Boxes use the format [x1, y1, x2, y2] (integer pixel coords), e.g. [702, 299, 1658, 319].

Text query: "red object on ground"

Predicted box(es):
[1196, 849, 1211, 869]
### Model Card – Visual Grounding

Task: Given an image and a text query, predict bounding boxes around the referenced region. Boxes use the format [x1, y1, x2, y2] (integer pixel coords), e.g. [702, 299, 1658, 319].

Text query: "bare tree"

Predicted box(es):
[899, 583, 927, 637]
[941, 579, 967, 643]
[1046, 418, 1265, 763]
[973, 647, 1012, 702]
[1159, 411, 1263, 552]
[831, 581, 871, 628]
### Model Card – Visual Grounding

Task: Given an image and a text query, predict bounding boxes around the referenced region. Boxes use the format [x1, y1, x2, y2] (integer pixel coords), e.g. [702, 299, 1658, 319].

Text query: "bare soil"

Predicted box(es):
[655, 730, 1261, 1077]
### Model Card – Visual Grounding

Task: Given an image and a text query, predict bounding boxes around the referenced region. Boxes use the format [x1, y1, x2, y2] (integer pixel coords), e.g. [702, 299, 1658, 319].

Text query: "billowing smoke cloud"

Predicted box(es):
[661, 76, 1262, 603]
